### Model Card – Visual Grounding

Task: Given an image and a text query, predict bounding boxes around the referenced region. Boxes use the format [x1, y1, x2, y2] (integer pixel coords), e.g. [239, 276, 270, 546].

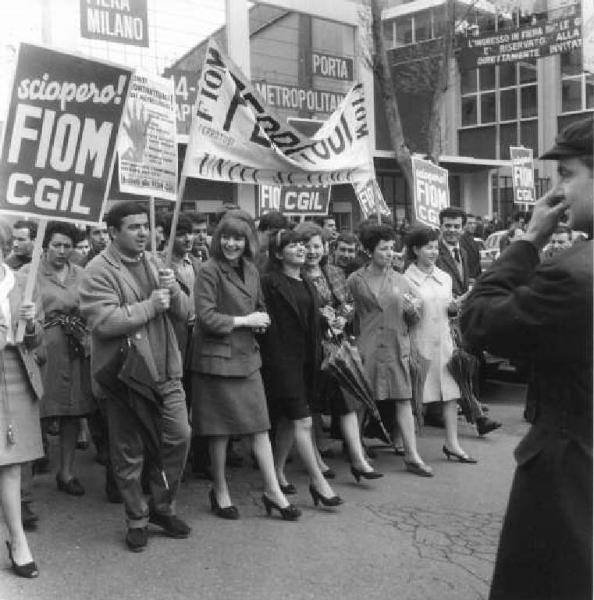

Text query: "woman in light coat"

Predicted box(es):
[404, 226, 475, 463]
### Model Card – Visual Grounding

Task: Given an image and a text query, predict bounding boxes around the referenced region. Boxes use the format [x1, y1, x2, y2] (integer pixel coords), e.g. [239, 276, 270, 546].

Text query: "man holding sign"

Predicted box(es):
[80, 202, 192, 552]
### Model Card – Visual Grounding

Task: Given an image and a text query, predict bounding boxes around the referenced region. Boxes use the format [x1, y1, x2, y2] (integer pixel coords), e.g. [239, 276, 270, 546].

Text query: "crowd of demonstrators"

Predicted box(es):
[1, 118, 590, 597]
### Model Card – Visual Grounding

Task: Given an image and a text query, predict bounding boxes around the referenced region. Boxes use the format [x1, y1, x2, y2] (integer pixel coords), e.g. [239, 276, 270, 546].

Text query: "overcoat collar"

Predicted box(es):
[268, 269, 314, 330]
[218, 257, 254, 299]
[40, 257, 79, 288]
[353, 265, 399, 310]
[406, 262, 448, 286]
[102, 245, 159, 302]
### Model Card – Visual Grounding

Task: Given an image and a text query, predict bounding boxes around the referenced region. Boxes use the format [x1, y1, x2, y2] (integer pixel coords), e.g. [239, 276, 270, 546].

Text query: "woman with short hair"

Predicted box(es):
[294, 221, 382, 483]
[348, 224, 432, 477]
[404, 225, 475, 463]
[260, 229, 343, 508]
[27, 221, 93, 496]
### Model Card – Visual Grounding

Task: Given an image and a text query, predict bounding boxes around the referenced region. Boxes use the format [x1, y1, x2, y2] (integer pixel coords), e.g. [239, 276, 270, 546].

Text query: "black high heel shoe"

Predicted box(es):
[6, 541, 39, 579]
[321, 468, 336, 480]
[280, 483, 297, 495]
[261, 495, 301, 521]
[308, 484, 343, 507]
[350, 465, 384, 483]
[208, 489, 239, 520]
[442, 445, 478, 464]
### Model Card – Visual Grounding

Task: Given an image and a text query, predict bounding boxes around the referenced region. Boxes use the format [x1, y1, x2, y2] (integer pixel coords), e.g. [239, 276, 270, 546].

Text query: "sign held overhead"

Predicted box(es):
[0, 43, 132, 224]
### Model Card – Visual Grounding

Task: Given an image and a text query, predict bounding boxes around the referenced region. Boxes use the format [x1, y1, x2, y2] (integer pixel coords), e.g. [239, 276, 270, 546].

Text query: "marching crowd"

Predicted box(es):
[0, 116, 591, 600]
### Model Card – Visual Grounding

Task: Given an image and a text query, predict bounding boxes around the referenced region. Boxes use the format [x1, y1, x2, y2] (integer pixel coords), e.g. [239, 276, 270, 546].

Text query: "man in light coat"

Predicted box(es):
[79, 201, 191, 552]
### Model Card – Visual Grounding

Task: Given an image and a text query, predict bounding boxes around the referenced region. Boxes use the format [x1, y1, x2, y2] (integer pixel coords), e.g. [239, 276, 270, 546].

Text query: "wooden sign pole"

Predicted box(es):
[149, 197, 158, 261]
[15, 219, 47, 343]
[164, 175, 187, 266]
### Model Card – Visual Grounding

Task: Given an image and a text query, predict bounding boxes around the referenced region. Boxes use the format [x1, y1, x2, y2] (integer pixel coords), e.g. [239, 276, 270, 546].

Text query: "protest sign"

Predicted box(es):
[80, 0, 149, 47]
[412, 157, 449, 228]
[0, 43, 132, 224]
[353, 178, 391, 221]
[163, 69, 201, 140]
[118, 71, 177, 201]
[258, 184, 330, 216]
[510, 146, 536, 205]
[183, 39, 373, 187]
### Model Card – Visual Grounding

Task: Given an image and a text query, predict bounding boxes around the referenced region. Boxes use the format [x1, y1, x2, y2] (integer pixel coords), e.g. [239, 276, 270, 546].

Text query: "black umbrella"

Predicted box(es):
[447, 319, 483, 424]
[322, 337, 395, 448]
[94, 339, 170, 494]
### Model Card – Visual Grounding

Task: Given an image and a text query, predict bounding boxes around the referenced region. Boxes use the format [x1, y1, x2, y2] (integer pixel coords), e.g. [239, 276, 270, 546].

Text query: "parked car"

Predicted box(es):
[480, 230, 507, 270]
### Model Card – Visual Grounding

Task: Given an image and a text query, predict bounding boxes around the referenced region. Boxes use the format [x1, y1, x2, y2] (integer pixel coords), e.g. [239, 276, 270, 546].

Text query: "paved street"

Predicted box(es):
[1, 380, 528, 600]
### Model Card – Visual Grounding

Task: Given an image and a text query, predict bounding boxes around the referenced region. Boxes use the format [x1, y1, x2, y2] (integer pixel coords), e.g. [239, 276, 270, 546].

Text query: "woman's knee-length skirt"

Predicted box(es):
[192, 369, 270, 436]
[0, 347, 43, 466]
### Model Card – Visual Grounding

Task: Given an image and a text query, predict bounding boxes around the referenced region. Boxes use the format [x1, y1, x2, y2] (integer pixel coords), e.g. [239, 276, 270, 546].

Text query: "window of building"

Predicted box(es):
[459, 59, 538, 159]
[560, 50, 594, 113]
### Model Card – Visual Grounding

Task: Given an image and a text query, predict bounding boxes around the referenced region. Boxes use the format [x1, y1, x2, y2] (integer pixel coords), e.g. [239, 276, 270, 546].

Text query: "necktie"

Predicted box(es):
[453, 247, 463, 278]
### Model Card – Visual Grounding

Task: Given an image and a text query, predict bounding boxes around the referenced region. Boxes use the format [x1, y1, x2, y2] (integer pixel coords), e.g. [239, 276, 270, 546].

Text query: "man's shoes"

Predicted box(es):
[21, 502, 39, 531]
[148, 513, 191, 538]
[476, 416, 502, 436]
[125, 527, 148, 552]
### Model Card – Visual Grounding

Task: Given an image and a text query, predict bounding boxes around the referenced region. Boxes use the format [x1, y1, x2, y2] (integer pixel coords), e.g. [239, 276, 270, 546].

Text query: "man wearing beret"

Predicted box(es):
[461, 116, 593, 600]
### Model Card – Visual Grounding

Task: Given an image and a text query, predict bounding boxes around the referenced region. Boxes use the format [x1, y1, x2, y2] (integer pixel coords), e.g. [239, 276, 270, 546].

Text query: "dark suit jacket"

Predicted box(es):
[460, 231, 481, 279]
[461, 240, 593, 599]
[259, 269, 322, 402]
[190, 257, 264, 378]
[436, 240, 469, 297]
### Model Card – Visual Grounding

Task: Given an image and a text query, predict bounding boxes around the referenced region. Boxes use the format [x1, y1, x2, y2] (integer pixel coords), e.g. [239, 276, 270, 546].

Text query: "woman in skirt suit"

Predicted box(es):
[0, 222, 45, 578]
[190, 215, 300, 521]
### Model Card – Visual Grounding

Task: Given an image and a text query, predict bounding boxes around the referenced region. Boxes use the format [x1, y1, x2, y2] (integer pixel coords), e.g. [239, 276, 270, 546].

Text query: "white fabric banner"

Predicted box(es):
[182, 39, 373, 186]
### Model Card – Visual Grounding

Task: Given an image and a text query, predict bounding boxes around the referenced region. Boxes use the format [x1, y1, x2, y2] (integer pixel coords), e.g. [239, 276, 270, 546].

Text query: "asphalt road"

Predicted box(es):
[0, 379, 529, 600]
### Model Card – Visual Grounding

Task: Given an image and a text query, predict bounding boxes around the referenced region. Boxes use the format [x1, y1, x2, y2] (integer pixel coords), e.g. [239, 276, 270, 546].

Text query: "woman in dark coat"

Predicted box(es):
[295, 221, 382, 483]
[190, 215, 299, 521]
[260, 229, 343, 508]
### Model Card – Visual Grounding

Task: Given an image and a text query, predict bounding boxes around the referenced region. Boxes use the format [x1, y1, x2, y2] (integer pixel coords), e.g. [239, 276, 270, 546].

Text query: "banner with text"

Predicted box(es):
[353, 178, 391, 220]
[258, 184, 330, 216]
[458, 9, 581, 70]
[510, 146, 536, 205]
[412, 157, 449, 228]
[183, 39, 373, 187]
[80, 0, 149, 47]
[118, 71, 177, 201]
[0, 43, 132, 224]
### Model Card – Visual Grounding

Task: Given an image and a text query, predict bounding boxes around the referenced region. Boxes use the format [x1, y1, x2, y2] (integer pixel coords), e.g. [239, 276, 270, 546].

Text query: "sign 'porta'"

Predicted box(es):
[510, 146, 536, 205]
[412, 157, 450, 228]
[0, 43, 132, 224]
